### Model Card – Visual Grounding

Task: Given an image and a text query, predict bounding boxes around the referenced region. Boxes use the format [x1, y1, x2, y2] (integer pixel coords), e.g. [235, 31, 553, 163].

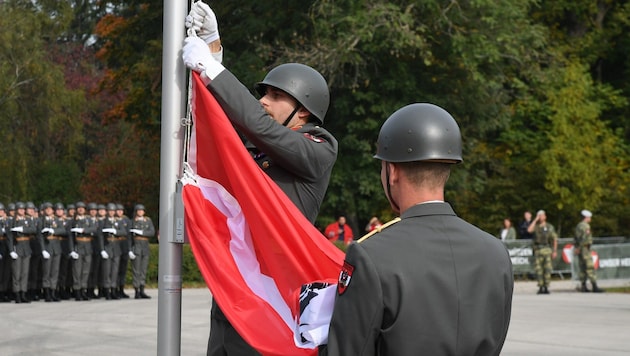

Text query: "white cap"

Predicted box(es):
[536, 210, 545, 216]
[581, 209, 592, 218]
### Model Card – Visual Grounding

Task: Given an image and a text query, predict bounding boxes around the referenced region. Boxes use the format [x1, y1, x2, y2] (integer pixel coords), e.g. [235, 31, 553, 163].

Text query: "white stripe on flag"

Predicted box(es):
[194, 175, 296, 332]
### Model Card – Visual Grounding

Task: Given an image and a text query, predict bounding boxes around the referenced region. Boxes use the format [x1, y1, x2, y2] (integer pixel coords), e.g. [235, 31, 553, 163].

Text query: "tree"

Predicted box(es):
[0, 1, 85, 202]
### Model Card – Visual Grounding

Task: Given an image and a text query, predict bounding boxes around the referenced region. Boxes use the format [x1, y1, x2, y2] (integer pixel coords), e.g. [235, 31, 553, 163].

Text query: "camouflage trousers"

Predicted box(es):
[535, 247, 552, 287]
[577, 245, 597, 284]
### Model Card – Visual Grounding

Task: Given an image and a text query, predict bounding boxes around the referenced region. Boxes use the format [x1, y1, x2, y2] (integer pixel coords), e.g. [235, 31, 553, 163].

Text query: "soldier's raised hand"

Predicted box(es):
[186, 1, 220, 44]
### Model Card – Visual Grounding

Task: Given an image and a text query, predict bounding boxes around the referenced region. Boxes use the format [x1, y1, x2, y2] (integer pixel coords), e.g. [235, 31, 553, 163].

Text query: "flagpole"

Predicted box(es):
[158, 0, 187, 355]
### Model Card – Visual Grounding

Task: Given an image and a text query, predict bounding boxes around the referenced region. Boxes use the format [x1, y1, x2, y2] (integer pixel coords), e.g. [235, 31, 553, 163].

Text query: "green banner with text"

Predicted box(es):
[504, 238, 630, 280]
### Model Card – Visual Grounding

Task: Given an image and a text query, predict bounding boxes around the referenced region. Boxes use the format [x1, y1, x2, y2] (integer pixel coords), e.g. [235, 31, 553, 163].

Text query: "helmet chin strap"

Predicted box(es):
[282, 106, 301, 127]
[385, 162, 400, 213]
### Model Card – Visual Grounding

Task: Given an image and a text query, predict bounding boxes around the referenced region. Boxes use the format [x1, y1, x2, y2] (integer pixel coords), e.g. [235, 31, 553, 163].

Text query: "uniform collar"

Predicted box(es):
[401, 201, 456, 219]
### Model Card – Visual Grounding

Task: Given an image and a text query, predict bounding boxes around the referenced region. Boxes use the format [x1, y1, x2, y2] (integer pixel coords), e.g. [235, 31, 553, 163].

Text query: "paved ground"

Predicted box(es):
[0, 279, 629, 355]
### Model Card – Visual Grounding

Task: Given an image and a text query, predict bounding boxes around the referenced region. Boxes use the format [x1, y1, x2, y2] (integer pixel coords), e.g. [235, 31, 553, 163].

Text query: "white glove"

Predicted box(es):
[185, 1, 220, 44]
[10, 251, 18, 259]
[11, 226, 23, 233]
[71, 227, 84, 233]
[41, 227, 54, 234]
[182, 36, 225, 84]
[70, 251, 79, 260]
[101, 250, 109, 259]
[0, 253, 2, 260]
[42, 250, 51, 259]
[130, 229, 143, 235]
[102, 228, 116, 234]
[128, 251, 137, 260]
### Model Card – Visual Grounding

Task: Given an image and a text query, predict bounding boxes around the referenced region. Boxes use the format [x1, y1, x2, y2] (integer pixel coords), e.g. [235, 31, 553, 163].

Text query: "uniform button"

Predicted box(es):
[262, 161, 270, 169]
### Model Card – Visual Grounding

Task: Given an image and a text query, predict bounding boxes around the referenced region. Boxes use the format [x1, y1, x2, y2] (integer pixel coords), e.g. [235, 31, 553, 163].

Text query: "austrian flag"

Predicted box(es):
[182, 73, 345, 355]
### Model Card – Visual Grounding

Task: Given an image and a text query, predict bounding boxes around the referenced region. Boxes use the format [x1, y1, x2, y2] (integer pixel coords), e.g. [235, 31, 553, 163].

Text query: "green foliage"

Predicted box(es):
[0, 1, 85, 202]
[3, 0, 630, 239]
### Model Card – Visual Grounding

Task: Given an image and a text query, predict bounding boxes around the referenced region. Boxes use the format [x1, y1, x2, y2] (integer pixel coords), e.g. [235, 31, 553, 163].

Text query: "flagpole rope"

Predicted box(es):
[181, 0, 198, 172]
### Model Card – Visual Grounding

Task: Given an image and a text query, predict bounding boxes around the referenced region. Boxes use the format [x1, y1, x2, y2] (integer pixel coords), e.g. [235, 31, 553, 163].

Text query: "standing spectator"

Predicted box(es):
[129, 204, 155, 299]
[574, 210, 604, 293]
[0, 204, 11, 302]
[518, 211, 534, 240]
[8, 202, 36, 303]
[364, 216, 382, 233]
[325, 216, 354, 245]
[321, 103, 513, 355]
[527, 210, 558, 294]
[499, 218, 517, 242]
[183, 2, 338, 354]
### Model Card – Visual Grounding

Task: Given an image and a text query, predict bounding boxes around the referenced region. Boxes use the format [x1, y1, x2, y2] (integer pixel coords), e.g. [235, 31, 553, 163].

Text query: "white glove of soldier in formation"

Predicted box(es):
[128, 251, 137, 260]
[101, 250, 109, 259]
[42, 250, 51, 259]
[41, 227, 54, 234]
[11, 226, 23, 233]
[10, 251, 18, 259]
[185, 1, 220, 44]
[71, 227, 84, 233]
[129, 229, 143, 236]
[70, 251, 79, 260]
[102, 228, 116, 234]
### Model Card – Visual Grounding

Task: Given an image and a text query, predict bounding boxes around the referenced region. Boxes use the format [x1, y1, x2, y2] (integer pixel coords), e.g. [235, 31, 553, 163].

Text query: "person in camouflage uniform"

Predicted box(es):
[527, 210, 558, 294]
[574, 210, 604, 293]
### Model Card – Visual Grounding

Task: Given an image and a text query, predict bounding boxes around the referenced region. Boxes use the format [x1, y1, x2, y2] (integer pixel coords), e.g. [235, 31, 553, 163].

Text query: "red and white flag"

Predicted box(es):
[182, 73, 344, 355]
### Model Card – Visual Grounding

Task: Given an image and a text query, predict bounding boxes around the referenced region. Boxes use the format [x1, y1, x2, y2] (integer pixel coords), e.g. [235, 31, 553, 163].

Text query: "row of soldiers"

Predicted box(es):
[0, 201, 155, 303]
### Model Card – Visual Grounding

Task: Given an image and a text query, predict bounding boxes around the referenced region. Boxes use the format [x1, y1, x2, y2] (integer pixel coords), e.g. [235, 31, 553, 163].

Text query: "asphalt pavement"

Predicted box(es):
[1, 279, 629, 355]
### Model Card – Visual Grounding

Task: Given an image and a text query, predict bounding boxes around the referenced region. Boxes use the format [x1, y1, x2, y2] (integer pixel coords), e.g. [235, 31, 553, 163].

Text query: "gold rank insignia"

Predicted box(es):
[356, 217, 401, 243]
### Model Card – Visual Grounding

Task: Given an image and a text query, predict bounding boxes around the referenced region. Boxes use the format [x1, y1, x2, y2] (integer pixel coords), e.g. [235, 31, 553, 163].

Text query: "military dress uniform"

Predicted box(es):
[101, 208, 123, 299]
[58, 205, 75, 299]
[8, 208, 37, 303]
[115, 206, 132, 298]
[532, 222, 558, 293]
[88, 205, 106, 298]
[205, 69, 338, 355]
[40, 208, 63, 302]
[71, 207, 99, 300]
[321, 203, 513, 356]
[130, 210, 155, 298]
[0, 207, 11, 302]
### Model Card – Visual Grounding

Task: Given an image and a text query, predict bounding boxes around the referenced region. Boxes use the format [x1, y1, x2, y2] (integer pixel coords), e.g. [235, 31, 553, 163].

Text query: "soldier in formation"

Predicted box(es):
[0, 200, 154, 304]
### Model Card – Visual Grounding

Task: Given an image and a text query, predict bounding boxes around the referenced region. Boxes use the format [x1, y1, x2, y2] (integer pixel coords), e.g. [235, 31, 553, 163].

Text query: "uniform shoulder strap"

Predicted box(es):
[356, 217, 402, 243]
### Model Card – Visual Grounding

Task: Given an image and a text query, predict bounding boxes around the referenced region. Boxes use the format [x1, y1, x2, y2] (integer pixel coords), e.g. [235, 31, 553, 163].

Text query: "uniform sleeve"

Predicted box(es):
[144, 218, 156, 237]
[208, 70, 337, 182]
[324, 243, 383, 356]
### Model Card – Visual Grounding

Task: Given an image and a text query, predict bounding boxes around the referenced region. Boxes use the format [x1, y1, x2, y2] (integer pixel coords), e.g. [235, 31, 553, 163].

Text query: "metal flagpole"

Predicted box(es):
[158, 0, 187, 354]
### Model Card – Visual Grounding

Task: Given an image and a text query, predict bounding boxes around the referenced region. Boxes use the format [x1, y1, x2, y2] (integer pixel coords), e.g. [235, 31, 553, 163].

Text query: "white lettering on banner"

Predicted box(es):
[511, 257, 531, 265]
[509, 248, 533, 257]
[598, 258, 630, 268]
